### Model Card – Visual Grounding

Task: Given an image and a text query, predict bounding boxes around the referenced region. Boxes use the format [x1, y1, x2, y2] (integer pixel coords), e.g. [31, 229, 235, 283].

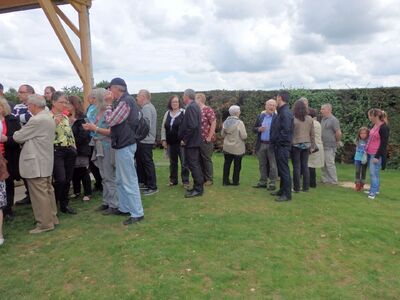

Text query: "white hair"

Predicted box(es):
[229, 105, 240, 116]
[27, 94, 46, 108]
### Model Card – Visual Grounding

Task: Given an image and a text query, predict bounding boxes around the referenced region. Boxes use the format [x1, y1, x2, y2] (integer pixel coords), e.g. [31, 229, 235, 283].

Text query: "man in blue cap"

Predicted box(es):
[104, 78, 144, 225]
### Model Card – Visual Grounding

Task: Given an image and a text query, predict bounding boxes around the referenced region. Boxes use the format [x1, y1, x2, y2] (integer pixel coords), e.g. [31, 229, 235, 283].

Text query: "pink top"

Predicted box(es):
[0, 119, 6, 155]
[365, 123, 382, 155]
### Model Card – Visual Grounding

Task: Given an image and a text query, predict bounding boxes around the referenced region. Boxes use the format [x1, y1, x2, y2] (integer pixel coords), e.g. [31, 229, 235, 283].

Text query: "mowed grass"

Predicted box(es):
[1, 150, 399, 299]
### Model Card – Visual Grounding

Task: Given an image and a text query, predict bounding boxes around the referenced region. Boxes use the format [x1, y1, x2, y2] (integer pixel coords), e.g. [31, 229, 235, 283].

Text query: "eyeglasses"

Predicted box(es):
[18, 90, 28, 94]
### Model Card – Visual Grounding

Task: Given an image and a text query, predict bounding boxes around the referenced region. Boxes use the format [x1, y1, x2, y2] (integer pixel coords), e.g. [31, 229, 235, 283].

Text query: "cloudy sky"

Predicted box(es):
[1, 0, 399, 93]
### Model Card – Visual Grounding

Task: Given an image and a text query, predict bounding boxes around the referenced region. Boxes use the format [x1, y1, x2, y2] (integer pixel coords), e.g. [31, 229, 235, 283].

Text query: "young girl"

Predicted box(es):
[354, 127, 369, 191]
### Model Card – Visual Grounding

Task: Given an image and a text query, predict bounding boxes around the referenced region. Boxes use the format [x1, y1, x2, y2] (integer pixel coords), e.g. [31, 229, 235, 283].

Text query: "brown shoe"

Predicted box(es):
[29, 226, 54, 234]
[204, 180, 213, 186]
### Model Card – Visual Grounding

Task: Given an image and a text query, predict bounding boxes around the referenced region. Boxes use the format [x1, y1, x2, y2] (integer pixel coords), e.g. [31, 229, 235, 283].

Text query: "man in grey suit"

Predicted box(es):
[12, 94, 59, 234]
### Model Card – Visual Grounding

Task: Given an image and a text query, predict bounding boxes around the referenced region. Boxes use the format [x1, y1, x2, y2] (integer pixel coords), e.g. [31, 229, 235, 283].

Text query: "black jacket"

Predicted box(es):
[165, 111, 185, 145]
[270, 103, 294, 148]
[375, 123, 390, 170]
[4, 115, 21, 179]
[178, 100, 202, 148]
[253, 111, 276, 151]
[110, 92, 139, 149]
[72, 117, 91, 157]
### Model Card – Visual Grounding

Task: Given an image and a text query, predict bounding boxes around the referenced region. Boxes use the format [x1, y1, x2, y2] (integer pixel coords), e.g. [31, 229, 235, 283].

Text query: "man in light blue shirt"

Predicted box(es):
[252, 99, 278, 190]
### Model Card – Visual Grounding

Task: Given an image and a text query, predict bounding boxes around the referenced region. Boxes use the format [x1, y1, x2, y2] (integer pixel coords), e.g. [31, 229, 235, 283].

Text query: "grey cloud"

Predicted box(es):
[135, 6, 203, 39]
[209, 39, 283, 73]
[214, 0, 288, 20]
[291, 32, 326, 54]
[298, 0, 384, 44]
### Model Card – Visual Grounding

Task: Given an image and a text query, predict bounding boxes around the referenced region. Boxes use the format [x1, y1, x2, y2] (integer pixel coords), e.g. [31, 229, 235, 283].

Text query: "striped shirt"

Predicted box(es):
[12, 103, 32, 125]
[104, 100, 130, 127]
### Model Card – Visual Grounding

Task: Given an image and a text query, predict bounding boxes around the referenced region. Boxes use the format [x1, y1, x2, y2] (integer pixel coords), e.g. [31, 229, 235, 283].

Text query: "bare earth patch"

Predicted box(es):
[339, 181, 370, 189]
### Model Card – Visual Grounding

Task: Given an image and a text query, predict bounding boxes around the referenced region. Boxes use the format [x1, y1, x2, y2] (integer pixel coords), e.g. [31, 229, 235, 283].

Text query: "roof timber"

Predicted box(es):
[0, 0, 93, 107]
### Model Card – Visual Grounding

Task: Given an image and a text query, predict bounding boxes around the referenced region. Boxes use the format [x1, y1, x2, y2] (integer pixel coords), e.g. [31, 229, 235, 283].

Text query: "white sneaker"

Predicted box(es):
[364, 190, 380, 195]
[368, 194, 376, 200]
[0, 238, 4, 245]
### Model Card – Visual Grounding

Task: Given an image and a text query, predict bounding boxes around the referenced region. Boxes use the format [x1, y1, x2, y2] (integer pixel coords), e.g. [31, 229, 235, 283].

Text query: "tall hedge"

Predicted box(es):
[150, 88, 400, 169]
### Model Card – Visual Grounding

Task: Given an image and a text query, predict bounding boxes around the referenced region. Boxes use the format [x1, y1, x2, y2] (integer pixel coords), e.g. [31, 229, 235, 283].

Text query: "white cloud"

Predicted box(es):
[0, 0, 399, 93]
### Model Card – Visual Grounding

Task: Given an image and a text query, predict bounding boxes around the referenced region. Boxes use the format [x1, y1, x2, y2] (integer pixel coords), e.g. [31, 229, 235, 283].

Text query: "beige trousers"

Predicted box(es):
[27, 176, 59, 229]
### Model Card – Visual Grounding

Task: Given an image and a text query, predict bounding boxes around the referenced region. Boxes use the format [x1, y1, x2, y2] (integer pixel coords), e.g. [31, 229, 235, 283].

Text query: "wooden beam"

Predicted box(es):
[66, 0, 82, 12]
[38, 0, 87, 83]
[0, 0, 67, 14]
[79, 3, 94, 108]
[53, 4, 80, 36]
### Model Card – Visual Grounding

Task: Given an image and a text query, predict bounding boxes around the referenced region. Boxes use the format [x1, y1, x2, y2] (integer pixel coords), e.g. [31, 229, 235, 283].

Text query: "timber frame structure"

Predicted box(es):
[0, 0, 94, 103]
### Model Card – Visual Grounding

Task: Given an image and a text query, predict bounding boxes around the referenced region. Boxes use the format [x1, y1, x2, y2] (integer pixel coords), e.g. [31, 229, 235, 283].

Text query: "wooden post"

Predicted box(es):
[79, 3, 94, 108]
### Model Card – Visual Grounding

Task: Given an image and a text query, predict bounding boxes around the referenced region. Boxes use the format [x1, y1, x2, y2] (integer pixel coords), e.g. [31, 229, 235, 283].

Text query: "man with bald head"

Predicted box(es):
[253, 99, 278, 190]
[320, 103, 342, 184]
[136, 89, 158, 196]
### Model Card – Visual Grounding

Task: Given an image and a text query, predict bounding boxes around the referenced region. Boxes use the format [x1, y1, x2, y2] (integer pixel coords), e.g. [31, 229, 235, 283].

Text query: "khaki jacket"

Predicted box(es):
[13, 110, 56, 178]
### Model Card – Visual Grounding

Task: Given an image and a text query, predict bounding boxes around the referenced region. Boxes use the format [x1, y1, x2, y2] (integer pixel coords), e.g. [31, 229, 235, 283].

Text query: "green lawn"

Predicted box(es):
[1, 150, 399, 299]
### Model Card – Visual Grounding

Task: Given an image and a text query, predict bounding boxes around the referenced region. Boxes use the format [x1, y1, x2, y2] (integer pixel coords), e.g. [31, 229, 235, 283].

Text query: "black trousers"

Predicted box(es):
[136, 143, 157, 190]
[72, 166, 92, 196]
[168, 143, 189, 185]
[89, 146, 102, 190]
[223, 153, 243, 185]
[309, 167, 317, 188]
[53, 146, 77, 209]
[291, 147, 310, 191]
[355, 161, 367, 184]
[275, 145, 292, 198]
[185, 147, 204, 193]
[4, 176, 15, 215]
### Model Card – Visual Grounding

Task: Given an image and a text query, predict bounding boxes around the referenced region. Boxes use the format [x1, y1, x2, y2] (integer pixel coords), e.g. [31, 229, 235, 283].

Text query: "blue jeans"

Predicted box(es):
[368, 154, 381, 195]
[115, 144, 144, 218]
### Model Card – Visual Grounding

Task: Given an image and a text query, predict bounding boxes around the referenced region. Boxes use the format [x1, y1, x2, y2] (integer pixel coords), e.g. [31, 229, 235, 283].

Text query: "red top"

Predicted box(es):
[200, 106, 216, 142]
[0, 119, 7, 155]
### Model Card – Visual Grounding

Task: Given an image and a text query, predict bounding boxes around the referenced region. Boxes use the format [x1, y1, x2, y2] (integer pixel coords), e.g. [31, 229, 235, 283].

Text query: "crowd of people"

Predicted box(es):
[0, 81, 390, 246]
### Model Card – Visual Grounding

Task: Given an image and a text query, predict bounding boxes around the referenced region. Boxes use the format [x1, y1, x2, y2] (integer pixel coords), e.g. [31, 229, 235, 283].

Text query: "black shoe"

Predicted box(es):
[252, 183, 267, 188]
[113, 208, 130, 216]
[270, 191, 282, 196]
[60, 206, 77, 214]
[267, 185, 276, 191]
[102, 207, 118, 215]
[143, 189, 159, 196]
[275, 195, 292, 202]
[186, 188, 194, 193]
[123, 216, 144, 225]
[15, 196, 31, 205]
[139, 183, 148, 190]
[223, 182, 231, 186]
[96, 204, 109, 211]
[185, 190, 203, 198]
